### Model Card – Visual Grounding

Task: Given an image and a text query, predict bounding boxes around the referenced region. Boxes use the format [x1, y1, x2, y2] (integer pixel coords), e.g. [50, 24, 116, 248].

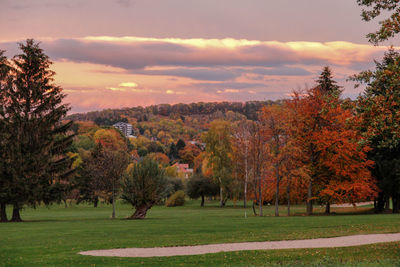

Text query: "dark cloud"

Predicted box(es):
[0, 38, 386, 81]
[244, 66, 312, 76]
[15, 38, 367, 70]
[134, 68, 239, 81]
[192, 82, 267, 93]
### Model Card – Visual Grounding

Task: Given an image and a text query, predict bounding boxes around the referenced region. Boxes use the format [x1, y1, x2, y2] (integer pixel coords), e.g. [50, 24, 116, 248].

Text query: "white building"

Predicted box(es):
[113, 122, 133, 137]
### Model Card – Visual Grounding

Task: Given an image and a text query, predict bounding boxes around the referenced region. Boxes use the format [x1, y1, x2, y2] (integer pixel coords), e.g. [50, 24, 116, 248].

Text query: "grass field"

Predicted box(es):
[0, 200, 399, 266]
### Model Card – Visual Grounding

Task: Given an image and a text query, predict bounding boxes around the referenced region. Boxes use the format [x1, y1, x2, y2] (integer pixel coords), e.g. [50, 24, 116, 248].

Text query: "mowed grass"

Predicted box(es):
[0, 200, 400, 266]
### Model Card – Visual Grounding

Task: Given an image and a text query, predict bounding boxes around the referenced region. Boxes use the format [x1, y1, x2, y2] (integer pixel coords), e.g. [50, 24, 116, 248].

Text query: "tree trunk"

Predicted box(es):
[375, 192, 385, 213]
[201, 194, 205, 207]
[129, 203, 153, 219]
[112, 197, 116, 219]
[287, 178, 291, 217]
[393, 195, 400, 214]
[0, 203, 8, 222]
[111, 183, 116, 219]
[94, 197, 99, 208]
[253, 177, 258, 205]
[306, 178, 313, 215]
[244, 150, 248, 209]
[219, 184, 224, 207]
[325, 202, 330, 214]
[11, 204, 22, 222]
[385, 196, 390, 211]
[252, 201, 257, 216]
[258, 176, 263, 216]
[274, 165, 280, 217]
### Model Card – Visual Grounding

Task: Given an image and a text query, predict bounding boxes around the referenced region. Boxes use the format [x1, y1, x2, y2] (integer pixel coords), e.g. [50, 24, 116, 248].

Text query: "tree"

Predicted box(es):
[178, 143, 202, 167]
[93, 128, 126, 151]
[176, 139, 186, 153]
[248, 121, 268, 216]
[121, 158, 168, 219]
[85, 144, 129, 218]
[232, 120, 252, 208]
[1, 40, 73, 222]
[287, 71, 377, 214]
[204, 120, 233, 207]
[352, 48, 400, 213]
[0, 50, 12, 222]
[146, 152, 170, 166]
[186, 174, 219, 206]
[260, 105, 288, 217]
[358, 0, 400, 44]
[316, 66, 341, 96]
[168, 142, 178, 160]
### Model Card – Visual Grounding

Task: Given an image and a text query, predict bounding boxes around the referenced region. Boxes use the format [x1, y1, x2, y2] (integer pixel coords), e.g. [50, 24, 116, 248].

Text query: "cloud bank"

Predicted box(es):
[0, 36, 393, 113]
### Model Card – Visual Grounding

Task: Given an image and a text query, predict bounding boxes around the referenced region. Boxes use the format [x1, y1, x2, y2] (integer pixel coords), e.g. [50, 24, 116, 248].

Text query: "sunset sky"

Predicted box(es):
[0, 0, 398, 113]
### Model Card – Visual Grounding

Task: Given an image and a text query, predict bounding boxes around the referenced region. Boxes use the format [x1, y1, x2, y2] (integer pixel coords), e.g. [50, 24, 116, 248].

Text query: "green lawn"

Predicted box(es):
[0, 200, 399, 266]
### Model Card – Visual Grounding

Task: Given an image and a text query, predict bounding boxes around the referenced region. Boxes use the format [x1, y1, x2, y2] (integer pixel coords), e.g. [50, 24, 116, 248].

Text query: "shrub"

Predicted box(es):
[165, 190, 185, 207]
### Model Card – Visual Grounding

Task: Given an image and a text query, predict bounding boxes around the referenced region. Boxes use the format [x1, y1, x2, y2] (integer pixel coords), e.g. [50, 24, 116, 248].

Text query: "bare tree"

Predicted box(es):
[232, 120, 252, 208]
[249, 121, 268, 216]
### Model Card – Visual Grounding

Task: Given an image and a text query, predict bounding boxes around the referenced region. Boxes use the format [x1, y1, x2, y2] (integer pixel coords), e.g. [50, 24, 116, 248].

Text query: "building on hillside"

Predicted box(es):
[113, 122, 133, 137]
[172, 163, 193, 179]
[188, 140, 206, 149]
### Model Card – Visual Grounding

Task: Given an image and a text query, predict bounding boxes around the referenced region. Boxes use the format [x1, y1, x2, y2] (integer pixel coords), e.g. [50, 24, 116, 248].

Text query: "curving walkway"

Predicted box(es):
[79, 233, 400, 258]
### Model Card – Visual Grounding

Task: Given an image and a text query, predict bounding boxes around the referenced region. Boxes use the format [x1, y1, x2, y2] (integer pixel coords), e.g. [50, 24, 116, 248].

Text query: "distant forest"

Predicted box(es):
[67, 100, 278, 125]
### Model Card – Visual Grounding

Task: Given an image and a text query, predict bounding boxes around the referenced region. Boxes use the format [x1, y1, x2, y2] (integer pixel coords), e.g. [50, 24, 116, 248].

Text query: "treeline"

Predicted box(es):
[67, 100, 277, 124]
[200, 55, 400, 216]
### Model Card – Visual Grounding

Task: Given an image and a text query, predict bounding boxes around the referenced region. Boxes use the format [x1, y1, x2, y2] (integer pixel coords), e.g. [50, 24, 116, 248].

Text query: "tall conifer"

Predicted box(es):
[2, 40, 73, 221]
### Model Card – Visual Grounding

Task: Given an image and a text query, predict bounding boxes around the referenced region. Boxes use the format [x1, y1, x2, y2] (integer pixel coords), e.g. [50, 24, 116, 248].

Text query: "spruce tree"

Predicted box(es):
[0, 50, 12, 222]
[2, 40, 73, 221]
[316, 66, 341, 96]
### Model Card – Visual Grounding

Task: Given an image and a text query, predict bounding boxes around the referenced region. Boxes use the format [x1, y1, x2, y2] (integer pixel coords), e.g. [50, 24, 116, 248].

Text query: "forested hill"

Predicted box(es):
[67, 100, 277, 125]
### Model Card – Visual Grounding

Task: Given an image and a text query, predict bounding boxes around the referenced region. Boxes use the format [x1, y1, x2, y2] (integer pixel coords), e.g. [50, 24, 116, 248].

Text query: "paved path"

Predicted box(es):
[79, 233, 400, 258]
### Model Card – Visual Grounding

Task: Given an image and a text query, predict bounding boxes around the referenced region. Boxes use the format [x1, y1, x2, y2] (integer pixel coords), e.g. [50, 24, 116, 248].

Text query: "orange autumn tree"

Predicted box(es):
[286, 67, 377, 214]
[93, 128, 127, 151]
[260, 104, 289, 217]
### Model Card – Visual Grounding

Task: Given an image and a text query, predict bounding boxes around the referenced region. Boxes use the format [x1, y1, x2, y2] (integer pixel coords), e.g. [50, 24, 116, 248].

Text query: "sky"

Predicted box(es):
[0, 0, 398, 113]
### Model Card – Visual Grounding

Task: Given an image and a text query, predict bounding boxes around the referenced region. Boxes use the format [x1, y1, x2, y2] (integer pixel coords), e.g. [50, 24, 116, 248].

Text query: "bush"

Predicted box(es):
[164, 177, 184, 198]
[165, 190, 185, 207]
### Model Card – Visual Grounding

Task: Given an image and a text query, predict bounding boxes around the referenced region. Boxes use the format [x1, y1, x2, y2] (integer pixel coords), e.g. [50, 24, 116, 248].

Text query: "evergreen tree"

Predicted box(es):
[0, 50, 12, 222]
[176, 139, 186, 152]
[316, 66, 341, 96]
[352, 48, 400, 213]
[2, 40, 73, 221]
[168, 142, 178, 161]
